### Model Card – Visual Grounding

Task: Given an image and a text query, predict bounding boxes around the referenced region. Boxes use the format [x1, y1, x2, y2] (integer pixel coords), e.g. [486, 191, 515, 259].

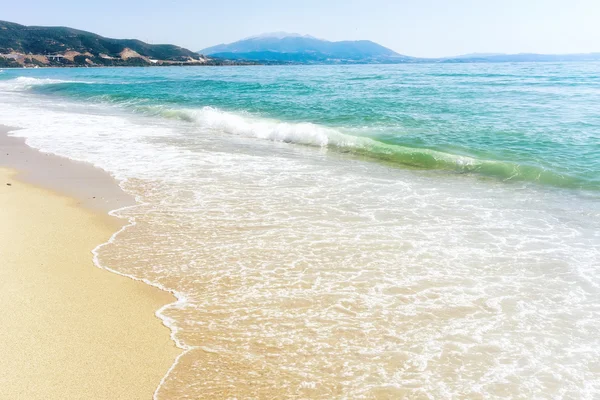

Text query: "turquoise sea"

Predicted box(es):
[3, 63, 600, 189]
[1, 64, 599, 398]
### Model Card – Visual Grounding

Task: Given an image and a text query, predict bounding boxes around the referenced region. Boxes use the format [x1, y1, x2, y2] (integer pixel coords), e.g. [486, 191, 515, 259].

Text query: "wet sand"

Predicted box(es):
[0, 125, 179, 399]
[0, 125, 135, 213]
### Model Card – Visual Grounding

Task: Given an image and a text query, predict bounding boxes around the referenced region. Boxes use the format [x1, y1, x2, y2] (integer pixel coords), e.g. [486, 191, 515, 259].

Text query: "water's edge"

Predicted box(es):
[3, 125, 186, 399]
[91, 204, 192, 400]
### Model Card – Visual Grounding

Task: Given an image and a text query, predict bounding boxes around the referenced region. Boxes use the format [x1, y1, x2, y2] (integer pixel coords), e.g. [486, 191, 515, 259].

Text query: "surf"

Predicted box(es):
[2, 71, 597, 191]
[131, 105, 594, 190]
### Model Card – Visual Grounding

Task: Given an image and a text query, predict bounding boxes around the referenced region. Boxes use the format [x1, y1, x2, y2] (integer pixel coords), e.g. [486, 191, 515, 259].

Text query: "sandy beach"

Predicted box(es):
[0, 126, 179, 399]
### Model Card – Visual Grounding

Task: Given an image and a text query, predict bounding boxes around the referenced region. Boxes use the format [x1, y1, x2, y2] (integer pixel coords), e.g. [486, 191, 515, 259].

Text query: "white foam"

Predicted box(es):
[1, 85, 599, 399]
[91, 204, 196, 400]
[187, 106, 344, 147]
[165, 106, 481, 169]
[0, 93, 199, 399]
[0, 76, 88, 91]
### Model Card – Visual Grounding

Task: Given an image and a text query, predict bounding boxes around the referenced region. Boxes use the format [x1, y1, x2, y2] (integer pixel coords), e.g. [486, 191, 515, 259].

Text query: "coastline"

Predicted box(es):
[0, 125, 180, 399]
[0, 127, 135, 213]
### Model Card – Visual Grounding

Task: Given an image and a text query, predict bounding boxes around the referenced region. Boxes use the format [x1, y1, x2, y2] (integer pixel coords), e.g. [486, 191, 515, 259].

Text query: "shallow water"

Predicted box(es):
[1, 64, 599, 399]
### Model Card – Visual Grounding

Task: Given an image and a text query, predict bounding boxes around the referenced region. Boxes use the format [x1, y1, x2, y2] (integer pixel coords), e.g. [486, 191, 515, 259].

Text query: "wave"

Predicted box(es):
[140, 106, 590, 189]
[1, 76, 593, 190]
[0, 76, 89, 91]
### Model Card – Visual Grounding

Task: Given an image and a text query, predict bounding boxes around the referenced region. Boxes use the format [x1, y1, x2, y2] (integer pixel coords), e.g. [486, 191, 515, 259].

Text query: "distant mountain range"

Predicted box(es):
[199, 32, 411, 64]
[442, 52, 600, 62]
[451, 53, 506, 59]
[2, 22, 599, 68]
[200, 33, 600, 64]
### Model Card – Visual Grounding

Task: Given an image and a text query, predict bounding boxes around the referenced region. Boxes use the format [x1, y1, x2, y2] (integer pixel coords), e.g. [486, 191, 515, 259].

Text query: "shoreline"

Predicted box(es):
[0, 125, 180, 399]
[0, 126, 135, 213]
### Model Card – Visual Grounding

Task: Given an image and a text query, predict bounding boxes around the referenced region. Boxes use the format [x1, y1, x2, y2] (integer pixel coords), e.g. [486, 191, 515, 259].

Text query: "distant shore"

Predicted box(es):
[0, 58, 260, 68]
[0, 51, 259, 68]
[0, 125, 179, 399]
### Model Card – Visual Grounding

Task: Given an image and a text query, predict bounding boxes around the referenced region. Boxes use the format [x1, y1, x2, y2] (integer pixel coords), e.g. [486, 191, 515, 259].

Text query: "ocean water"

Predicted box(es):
[0, 64, 599, 399]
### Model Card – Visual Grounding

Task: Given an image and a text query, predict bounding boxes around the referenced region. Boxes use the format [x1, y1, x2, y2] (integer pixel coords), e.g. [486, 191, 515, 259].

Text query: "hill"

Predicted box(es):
[451, 53, 505, 59]
[0, 20, 210, 66]
[442, 53, 600, 62]
[199, 33, 411, 64]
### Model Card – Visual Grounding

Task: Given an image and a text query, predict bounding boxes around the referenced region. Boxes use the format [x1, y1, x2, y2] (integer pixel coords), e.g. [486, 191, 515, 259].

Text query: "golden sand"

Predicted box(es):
[0, 168, 179, 399]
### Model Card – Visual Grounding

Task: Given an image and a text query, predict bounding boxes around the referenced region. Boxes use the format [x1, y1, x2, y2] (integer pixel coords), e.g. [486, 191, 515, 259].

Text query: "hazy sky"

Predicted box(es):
[2, 0, 599, 57]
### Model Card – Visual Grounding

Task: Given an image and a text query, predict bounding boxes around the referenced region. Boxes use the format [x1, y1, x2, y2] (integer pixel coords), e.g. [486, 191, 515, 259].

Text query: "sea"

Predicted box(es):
[0, 63, 599, 399]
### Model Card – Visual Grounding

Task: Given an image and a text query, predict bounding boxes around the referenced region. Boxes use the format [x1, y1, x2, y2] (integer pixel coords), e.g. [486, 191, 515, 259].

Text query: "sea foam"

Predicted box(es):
[138, 105, 591, 189]
[0, 76, 91, 91]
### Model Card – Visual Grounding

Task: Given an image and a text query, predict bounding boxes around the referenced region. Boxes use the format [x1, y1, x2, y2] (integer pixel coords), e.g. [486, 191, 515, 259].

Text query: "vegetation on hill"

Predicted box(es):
[0, 57, 20, 68]
[0, 20, 200, 63]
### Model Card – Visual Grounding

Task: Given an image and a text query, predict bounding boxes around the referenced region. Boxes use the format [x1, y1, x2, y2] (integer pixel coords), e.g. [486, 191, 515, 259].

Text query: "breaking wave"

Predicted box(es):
[142, 105, 592, 190]
[0, 76, 89, 91]
[1, 76, 595, 190]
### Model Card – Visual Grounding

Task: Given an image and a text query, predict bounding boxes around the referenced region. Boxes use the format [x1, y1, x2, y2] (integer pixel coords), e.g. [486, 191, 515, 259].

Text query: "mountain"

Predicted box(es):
[0, 20, 203, 66]
[199, 33, 411, 64]
[199, 34, 600, 65]
[452, 53, 506, 59]
[452, 53, 600, 62]
[438, 52, 600, 63]
[244, 32, 319, 40]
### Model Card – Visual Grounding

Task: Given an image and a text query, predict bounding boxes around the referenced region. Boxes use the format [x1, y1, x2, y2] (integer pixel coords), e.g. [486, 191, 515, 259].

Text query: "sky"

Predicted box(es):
[2, 0, 599, 57]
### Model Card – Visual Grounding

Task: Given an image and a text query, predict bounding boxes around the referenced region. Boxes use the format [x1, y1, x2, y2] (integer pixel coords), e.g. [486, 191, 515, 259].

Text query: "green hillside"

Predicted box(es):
[0, 20, 199, 60]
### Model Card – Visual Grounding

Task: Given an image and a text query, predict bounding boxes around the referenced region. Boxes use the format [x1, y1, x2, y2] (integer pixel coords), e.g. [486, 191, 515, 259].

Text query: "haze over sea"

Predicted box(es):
[1, 63, 599, 399]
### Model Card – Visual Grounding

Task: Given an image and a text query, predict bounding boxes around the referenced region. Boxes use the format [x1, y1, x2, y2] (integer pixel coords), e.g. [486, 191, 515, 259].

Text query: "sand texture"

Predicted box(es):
[0, 149, 178, 398]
